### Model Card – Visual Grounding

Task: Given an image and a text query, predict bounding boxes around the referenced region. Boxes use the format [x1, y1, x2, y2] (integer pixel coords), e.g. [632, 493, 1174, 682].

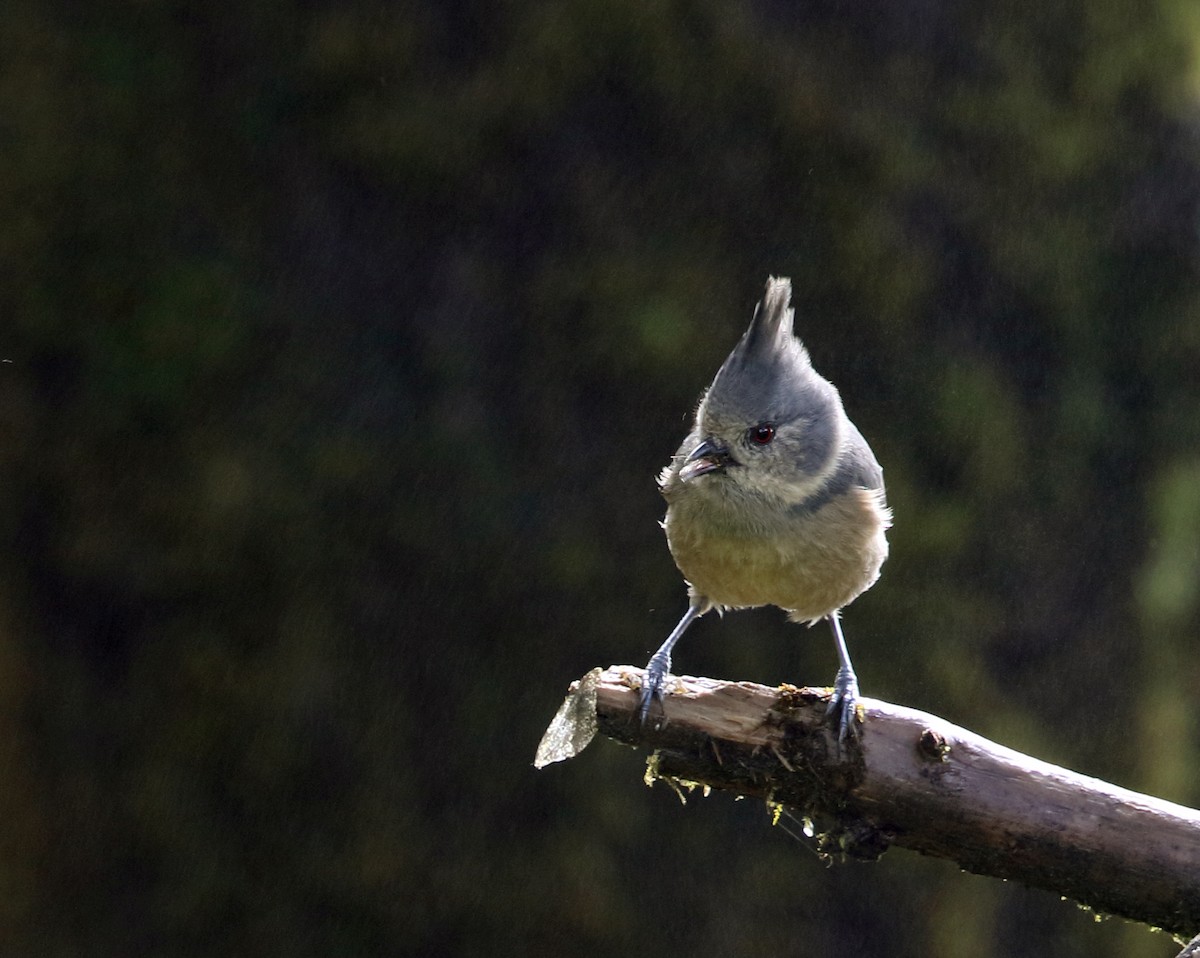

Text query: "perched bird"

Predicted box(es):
[639, 276, 891, 740]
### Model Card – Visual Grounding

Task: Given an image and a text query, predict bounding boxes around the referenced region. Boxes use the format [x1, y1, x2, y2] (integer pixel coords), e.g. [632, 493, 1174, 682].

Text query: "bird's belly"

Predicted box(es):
[664, 488, 888, 621]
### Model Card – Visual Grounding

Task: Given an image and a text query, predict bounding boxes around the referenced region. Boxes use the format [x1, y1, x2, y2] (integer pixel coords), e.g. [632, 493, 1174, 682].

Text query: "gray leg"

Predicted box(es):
[638, 600, 705, 723]
[825, 612, 861, 742]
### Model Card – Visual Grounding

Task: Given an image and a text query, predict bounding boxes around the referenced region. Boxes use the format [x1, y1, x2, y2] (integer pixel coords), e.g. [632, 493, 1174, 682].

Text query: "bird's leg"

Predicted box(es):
[638, 600, 705, 724]
[825, 612, 861, 743]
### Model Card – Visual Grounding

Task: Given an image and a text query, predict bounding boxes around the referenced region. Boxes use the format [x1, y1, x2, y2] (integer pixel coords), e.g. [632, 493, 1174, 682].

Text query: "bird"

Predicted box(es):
[638, 276, 891, 741]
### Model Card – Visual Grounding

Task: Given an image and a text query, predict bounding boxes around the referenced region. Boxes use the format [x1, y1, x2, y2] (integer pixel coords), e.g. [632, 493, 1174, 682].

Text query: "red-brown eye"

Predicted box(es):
[749, 422, 775, 445]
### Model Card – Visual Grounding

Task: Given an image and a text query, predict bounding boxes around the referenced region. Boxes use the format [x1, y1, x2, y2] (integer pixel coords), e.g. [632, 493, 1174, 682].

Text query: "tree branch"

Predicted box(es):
[536, 667, 1200, 940]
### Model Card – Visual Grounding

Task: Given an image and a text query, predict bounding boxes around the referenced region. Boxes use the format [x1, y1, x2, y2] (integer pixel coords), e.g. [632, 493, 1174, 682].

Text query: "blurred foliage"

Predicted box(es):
[1, 0, 1199, 955]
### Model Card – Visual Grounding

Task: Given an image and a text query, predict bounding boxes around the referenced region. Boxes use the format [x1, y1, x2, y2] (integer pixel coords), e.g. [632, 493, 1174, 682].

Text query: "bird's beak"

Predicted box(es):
[678, 437, 732, 483]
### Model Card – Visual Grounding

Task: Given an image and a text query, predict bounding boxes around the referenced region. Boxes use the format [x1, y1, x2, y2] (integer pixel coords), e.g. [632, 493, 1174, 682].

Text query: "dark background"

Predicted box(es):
[3, 1, 1199, 955]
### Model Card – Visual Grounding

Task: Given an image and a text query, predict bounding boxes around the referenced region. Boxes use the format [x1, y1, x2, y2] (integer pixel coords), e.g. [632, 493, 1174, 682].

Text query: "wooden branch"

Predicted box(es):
[536, 667, 1200, 939]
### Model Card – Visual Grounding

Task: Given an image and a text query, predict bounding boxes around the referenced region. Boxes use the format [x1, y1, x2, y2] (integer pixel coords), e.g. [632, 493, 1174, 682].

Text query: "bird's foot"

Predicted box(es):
[637, 651, 672, 724]
[825, 665, 861, 746]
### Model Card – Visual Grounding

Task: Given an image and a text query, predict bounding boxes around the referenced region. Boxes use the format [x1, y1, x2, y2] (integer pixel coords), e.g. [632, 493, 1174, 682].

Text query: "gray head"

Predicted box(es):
[672, 277, 844, 503]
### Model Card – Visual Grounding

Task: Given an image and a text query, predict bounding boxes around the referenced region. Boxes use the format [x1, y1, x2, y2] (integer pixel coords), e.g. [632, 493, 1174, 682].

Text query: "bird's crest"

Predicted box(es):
[725, 276, 810, 373]
[703, 276, 814, 424]
[744, 276, 795, 352]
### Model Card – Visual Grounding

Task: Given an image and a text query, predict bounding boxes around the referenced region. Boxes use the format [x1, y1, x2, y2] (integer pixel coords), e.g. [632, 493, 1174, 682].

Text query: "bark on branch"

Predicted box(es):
[536, 667, 1200, 940]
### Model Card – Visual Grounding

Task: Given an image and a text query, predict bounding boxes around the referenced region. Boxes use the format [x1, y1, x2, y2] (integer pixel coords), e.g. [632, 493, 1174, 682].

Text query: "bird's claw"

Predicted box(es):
[637, 652, 672, 724]
[825, 665, 861, 746]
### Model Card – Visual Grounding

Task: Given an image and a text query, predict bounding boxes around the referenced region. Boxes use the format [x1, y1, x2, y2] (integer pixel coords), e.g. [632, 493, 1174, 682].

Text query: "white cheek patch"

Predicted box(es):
[737, 415, 844, 507]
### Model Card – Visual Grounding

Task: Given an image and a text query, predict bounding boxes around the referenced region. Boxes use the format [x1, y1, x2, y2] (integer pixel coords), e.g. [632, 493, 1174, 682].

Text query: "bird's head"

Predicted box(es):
[671, 277, 842, 504]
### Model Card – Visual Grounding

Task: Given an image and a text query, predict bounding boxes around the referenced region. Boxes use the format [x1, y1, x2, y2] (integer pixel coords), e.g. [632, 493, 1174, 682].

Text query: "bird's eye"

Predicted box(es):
[749, 422, 776, 445]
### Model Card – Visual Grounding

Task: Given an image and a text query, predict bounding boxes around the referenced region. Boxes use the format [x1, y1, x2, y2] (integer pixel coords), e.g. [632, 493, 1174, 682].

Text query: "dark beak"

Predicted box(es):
[678, 437, 731, 482]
